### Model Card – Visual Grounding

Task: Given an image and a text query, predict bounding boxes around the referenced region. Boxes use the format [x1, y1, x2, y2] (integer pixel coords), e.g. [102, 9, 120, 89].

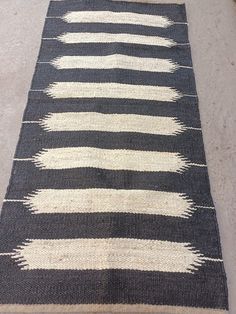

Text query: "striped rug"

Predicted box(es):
[0, 0, 228, 313]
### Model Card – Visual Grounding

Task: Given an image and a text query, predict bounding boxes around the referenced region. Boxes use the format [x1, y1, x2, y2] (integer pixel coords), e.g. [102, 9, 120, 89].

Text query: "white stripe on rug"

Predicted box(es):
[45, 82, 182, 101]
[22, 188, 195, 218]
[57, 32, 176, 47]
[12, 238, 221, 273]
[62, 11, 173, 28]
[30, 147, 191, 172]
[38, 112, 186, 135]
[50, 55, 179, 72]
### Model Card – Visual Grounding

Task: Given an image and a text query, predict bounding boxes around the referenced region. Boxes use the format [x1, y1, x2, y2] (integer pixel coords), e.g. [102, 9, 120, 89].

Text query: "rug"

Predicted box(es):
[0, 0, 228, 313]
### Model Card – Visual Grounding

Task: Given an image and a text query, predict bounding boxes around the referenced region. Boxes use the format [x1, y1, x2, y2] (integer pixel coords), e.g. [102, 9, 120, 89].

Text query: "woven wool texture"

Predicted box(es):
[0, 0, 228, 313]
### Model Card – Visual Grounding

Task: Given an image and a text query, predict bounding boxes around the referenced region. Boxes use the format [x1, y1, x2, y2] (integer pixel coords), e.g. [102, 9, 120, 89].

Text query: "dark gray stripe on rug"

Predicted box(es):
[0, 0, 228, 312]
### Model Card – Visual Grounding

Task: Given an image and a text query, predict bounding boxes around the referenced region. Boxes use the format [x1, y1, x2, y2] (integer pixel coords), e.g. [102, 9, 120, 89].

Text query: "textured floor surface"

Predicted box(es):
[0, 0, 235, 313]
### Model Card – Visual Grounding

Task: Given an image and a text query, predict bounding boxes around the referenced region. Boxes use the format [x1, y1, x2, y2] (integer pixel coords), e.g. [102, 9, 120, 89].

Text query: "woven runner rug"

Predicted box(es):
[0, 0, 228, 313]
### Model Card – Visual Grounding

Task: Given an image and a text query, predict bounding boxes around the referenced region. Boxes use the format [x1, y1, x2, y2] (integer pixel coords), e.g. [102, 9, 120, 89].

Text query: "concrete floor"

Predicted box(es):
[0, 0, 235, 312]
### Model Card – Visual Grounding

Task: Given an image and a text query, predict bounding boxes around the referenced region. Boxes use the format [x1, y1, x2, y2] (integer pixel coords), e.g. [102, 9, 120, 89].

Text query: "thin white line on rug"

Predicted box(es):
[13, 147, 206, 172]
[24, 112, 188, 135]
[14, 158, 33, 161]
[10, 238, 223, 273]
[3, 199, 25, 202]
[22, 121, 40, 124]
[202, 257, 223, 262]
[186, 127, 201, 130]
[176, 43, 190, 46]
[183, 94, 198, 97]
[189, 163, 207, 168]
[196, 205, 215, 209]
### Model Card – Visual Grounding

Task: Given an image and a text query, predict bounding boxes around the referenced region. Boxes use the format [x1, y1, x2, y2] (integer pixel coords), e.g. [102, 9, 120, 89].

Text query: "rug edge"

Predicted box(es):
[0, 304, 228, 313]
